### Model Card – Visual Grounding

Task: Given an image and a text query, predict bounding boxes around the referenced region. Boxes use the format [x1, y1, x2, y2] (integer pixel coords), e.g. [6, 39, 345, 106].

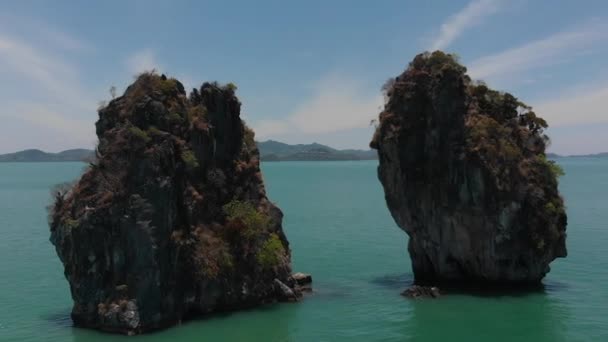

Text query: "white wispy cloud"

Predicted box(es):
[0, 12, 93, 53]
[0, 32, 96, 111]
[533, 83, 608, 127]
[6, 104, 95, 146]
[253, 120, 290, 138]
[43, 27, 94, 52]
[463, 18, 608, 147]
[430, 0, 502, 50]
[250, 74, 383, 142]
[468, 20, 608, 83]
[0, 28, 97, 152]
[126, 49, 161, 75]
[0, 34, 74, 92]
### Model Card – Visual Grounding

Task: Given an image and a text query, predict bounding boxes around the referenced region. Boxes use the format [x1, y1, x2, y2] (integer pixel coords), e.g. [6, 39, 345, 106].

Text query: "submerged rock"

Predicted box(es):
[402, 285, 441, 299]
[49, 73, 305, 334]
[371, 52, 567, 287]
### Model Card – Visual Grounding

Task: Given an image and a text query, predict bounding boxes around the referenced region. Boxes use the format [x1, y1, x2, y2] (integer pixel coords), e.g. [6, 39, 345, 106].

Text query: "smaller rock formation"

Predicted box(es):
[49, 73, 309, 334]
[292, 272, 313, 286]
[371, 51, 567, 288]
[292, 272, 313, 292]
[274, 279, 299, 302]
[402, 285, 441, 299]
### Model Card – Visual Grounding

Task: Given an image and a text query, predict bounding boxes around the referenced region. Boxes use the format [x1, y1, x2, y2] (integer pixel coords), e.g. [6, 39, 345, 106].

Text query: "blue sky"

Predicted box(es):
[1, 0, 607, 154]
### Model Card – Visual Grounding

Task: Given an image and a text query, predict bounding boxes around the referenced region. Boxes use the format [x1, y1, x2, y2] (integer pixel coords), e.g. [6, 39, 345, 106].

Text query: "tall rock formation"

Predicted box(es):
[49, 73, 302, 334]
[371, 52, 567, 287]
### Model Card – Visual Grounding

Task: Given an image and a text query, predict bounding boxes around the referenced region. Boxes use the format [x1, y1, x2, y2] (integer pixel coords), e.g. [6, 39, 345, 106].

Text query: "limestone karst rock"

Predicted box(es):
[49, 73, 303, 334]
[371, 52, 567, 287]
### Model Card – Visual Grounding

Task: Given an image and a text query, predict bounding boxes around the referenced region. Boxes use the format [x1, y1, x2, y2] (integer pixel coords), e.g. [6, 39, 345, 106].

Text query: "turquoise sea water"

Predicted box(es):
[1, 159, 607, 341]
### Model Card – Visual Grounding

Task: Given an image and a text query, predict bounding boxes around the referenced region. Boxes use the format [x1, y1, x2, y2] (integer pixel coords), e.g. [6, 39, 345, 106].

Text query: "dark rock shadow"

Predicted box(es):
[541, 279, 570, 293]
[370, 273, 414, 291]
[403, 282, 571, 342]
[58, 300, 303, 339]
[370, 272, 569, 298]
[296, 282, 352, 300]
[440, 283, 547, 298]
[41, 309, 74, 329]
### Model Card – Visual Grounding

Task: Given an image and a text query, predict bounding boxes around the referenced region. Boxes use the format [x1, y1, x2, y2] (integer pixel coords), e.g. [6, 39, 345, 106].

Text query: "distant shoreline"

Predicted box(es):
[1, 145, 605, 163]
[547, 152, 608, 159]
[0, 140, 381, 162]
[0, 158, 379, 163]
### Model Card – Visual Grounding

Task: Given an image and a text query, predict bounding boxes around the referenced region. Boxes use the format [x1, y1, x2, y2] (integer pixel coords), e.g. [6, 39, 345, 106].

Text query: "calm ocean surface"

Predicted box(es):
[1, 159, 607, 341]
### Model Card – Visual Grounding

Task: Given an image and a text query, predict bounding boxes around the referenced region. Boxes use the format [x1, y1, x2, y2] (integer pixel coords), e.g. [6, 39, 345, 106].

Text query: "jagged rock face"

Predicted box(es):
[371, 52, 567, 286]
[49, 74, 297, 334]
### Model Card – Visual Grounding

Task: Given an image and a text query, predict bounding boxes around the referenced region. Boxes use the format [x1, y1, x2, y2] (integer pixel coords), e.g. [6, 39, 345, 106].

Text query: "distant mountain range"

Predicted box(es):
[257, 140, 377, 161]
[0, 149, 94, 162]
[0, 141, 377, 162]
[2, 144, 605, 162]
[547, 152, 608, 158]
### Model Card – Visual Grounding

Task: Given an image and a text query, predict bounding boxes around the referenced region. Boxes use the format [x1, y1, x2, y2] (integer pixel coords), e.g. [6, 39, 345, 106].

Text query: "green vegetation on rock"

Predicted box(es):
[539, 154, 565, 178]
[168, 112, 184, 124]
[159, 78, 178, 94]
[146, 126, 163, 136]
[63, 218, 79, 231]
[257, 233, 285, 269]
[128, 126, 151, 143]
[223, 200, 270, 238]
[193, 229, 234, 279]
[180, 150, 199, 170]
[225, 82, 238, 92]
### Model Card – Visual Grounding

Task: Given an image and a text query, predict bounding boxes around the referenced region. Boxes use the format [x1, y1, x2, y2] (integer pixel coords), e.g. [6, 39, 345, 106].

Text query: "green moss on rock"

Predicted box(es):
[257, 233, 285, 270]
[180, 150, 199, 170]
[223, 200, 270, 239]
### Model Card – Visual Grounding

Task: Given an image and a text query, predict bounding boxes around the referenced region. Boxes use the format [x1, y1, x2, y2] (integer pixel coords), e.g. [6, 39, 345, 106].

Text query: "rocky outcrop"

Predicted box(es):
[371, 52, 567, 287]
[49, 73, 305, 334]
[292, 272, 312, 286]
[402, 285, 440, 299]
[292, 272, 313, 292]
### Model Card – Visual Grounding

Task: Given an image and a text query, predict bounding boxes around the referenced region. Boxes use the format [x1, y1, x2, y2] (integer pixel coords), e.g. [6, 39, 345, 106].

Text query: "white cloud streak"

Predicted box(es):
[126, 49, 161, 75]
[43, 27, 94, 52]
[468, 21, 608, 82]
[0, 34, 74, 92]
[464, 18, 608, 152]
[0, 13, 93, 53]
[253, 120, 290, 138]
[0, 28, 97, 152]
[533, 83, 608, 127]
[250, 75, 383, 141]
[6, 104, 95, 146]
[430, 0, 502, 50]
[0, 33, 95, 111]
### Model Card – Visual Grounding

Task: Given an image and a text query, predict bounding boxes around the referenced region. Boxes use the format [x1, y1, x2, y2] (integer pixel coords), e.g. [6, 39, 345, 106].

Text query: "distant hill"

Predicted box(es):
[548, 152, 608, 158]
[257, 140, 377, 161]
[0, 149, 94, 162]
[0, 141, 377, 162]
[572, 152, 608, 158]
[6, 144, 603, 162]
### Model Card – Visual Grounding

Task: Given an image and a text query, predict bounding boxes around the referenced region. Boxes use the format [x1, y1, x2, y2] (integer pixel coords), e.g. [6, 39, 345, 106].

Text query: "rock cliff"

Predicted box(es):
[49, 73, 305, 334]
[371, 52, 567, 287]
